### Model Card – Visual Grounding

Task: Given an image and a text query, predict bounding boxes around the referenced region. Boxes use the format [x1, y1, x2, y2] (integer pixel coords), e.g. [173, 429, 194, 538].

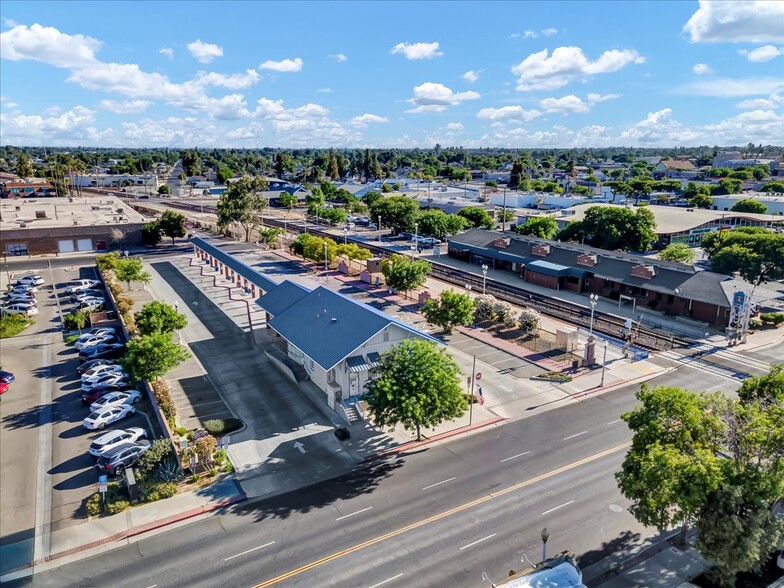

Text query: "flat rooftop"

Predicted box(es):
[0, 196, 146, 230]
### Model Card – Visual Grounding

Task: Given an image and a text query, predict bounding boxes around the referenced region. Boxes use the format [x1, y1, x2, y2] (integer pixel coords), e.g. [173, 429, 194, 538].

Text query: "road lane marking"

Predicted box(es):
[459, 533, 497, 551]
[500, 451, 531, 463]
[252, 442, 630, 587]
[563, 431, 587, 440]
[606, 419, 622, 425]
[225, 541, 276, 561]
[367, 573, 404, 588]
[422, 477, 456, 491]
[336, 506, 374, 521]
[541, 500, 575, 516]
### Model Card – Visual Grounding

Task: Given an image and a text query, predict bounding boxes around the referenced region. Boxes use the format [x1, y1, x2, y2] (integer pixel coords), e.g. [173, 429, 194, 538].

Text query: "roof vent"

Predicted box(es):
[331, 317, 337, 323]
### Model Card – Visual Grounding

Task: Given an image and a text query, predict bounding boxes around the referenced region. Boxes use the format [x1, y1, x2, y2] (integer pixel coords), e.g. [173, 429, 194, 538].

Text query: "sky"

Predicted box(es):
[0, 0, 783, 149]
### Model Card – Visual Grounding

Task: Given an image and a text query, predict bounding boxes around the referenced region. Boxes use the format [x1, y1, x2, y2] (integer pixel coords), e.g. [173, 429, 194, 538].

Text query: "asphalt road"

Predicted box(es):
[15, 364, 744, 588]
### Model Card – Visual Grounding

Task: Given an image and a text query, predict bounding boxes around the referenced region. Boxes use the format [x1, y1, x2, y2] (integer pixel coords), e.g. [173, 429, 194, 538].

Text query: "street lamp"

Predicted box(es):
[173, 300, 182, 345]
[481, 263, 488, 295]
[323, 242, 328, 272]
[600, 339, 608, 387]
[344, 224, 349, 245]
[588, 293, 599, 335]
[540, 527, 550, 562]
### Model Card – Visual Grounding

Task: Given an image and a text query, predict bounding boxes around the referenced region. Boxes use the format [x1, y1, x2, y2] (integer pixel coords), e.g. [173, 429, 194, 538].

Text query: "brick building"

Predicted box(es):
[0, 197, 145, 256]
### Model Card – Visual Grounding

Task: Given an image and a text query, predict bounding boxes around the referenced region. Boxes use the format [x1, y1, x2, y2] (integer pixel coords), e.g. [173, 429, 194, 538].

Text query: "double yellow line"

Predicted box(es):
[253, 442, 630, 587]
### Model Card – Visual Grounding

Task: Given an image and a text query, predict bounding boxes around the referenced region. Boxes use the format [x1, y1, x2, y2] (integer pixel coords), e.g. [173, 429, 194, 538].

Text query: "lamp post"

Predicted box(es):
[323, 242, 328, 272]
[481, 263, 488, 295]
[344, 225, 349, 245]
[174, 300, 182, 345]
[589, 293, 599, 335]
[600, 339, 608, 387]
[411, 223, 418, 259]
[540, 528, 550, 562]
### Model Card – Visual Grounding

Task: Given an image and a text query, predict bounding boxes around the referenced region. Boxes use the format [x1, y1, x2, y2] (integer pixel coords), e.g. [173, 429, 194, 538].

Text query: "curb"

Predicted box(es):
[365, 416, 506, 460]
[1, 494, 246, 578]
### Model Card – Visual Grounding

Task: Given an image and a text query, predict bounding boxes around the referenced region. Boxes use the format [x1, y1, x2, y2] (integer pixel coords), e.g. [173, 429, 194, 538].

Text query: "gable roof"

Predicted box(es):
[658, 159, 695, 170]
[268, 285, 441, 370]
[258, 281, 310, 317]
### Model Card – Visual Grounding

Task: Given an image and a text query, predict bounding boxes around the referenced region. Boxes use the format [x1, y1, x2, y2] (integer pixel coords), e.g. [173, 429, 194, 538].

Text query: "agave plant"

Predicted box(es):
[156, 456, 184, 483]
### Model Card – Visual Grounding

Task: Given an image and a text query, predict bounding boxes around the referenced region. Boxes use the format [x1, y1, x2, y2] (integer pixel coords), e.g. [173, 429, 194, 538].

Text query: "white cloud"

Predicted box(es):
[349, 113, 389, 127]
[391, 41, 443, 60]
[680, 76, 784, 96]
[0, 105, 96, 144]
[259, 57, 303, 72]
[692, 63, 712, 74]
[329, 53, 347, 62]
[736, 93, 783, 110]
[0, 23, 99, 68]
[739, 45, 784, 63]
[254, 97, 357, 146]
[186, 39, 223, 64]
[445, 122, 464, 131]
[540, 95, 591, 114]
[477, 105, 542, 122]
[511, 46, 645, 91]
[195, 69, 260, 89]
[406, 82, 480, 113]
[587, 92, 621, 103]
[522, 30, 537, 39]
[701, 109, 784, 144]
[0, 95, 19, 109]
[98, 99, 152, 114]
[541, 27, 558, 36]
[683, 0, 784, 43]
[619, 107, 700, 145]
[462, 70, 480, 83]
[159, 47, 173, 59]
[317, 88, 333, 93]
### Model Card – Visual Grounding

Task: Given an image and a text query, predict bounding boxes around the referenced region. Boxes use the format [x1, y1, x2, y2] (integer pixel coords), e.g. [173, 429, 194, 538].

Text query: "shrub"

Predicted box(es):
[142, 481, 178, 502]
[64, 333, 81, 344]
[203, 418, 243, 437]
[0, 314, 34, 338]
[761, 312, 784, 326]
[174, 426, 188, 437]
[151, 380, 177, 420]
[136, 439, 173, 478]
[195, 435, 218, 469]
[156, 456, 184, 483]
[474, 294, 497, 322]
[106, 499, 130, 515]
[116, 295, 134, 315]
[96, 251, 121, 271]
[86, 493, 103, 517]
[536, 370, 573, 382]
[63, 309, 90, 331]
[517, 308, 541, 335]
[749, 318, 763, 329]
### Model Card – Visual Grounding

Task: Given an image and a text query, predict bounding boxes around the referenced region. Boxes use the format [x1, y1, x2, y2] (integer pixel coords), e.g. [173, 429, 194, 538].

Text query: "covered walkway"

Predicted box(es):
[191, 236, 278, 299]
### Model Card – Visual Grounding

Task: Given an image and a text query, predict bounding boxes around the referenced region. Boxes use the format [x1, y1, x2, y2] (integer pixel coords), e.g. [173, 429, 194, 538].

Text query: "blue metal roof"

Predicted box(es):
[268, 286, 442, 370]
[526, 260, 570, 277]
[192, 237, 278, 293]
[258, 281, 310, 317]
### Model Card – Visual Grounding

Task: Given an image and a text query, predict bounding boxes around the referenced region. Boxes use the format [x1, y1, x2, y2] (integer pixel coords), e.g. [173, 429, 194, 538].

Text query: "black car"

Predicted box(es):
[76, 358, 118, 376]
[79, 343, 126, 363]
[81, 384, 136, 405]
[95, 440, 151, 476]
[398, 232, 413, 240]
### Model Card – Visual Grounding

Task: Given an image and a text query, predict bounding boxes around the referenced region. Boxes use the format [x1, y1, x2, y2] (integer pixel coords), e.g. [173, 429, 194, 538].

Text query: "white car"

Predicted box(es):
[69, 290, 103, 303]
[77, 327, 116, 339]
[15, 275, 44, 287]
[80, 363, 124, 380]
[81, 372, 129, 392]
[3, 293, 36, 303]
[89, 389, 143, 412]
[65, 280, 101, 294]
[9, 284, 38, 294]
[88, 427, 147, 457]
[83, 405, 136, 430]
[1, 303, 39, 316]
[74, 332, 117, 351]
[77, 298, 105, 312]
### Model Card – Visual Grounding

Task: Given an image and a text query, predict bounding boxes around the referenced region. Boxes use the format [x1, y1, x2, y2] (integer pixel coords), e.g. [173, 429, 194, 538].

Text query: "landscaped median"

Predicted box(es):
[84, 252, 242, 517]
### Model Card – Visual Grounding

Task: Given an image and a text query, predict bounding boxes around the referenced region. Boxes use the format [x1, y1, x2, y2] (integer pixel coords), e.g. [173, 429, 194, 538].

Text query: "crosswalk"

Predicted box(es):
[657, 341, 772, 381]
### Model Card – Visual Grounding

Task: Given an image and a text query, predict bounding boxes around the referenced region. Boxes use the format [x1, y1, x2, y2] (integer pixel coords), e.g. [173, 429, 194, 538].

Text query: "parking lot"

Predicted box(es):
[0, 262, 156, 573]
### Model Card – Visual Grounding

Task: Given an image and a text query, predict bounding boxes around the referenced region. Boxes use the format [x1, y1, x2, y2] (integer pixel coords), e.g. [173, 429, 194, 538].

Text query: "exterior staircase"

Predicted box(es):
[343, 403, 362, 423]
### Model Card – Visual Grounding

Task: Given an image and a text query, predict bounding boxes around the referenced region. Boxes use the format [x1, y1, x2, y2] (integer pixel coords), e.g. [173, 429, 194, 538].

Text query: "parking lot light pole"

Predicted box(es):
[589, 293, 599, 335]
[540, 527, 550, 562]
[481, 263, 488, 295]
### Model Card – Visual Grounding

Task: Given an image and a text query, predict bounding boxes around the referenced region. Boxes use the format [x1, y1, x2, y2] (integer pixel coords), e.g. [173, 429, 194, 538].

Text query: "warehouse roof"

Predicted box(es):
[0, 196, 145, 231]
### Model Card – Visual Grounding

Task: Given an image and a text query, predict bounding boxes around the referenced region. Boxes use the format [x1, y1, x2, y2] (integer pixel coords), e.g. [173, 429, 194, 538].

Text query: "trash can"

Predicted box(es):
[334, 427, 351, 441]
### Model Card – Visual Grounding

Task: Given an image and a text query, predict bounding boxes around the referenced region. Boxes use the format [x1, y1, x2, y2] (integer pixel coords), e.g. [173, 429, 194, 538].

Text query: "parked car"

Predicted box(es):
[0, 382, 8, 395]
[89, 389, 143, 412]
[81, 372, 129, 392]
[79, 343, 126, 362]
[14, 275, 44, 287]
[69, 289, 104, 303]
[74, 332, 117, 351]
[419, 237, 441, 246]
[0, 370, 15, 384]
[77, 298, 105, 312]
[65, 280, 101, 294]
[80, 363, 124, 380]
[76, 358, 118, 376]
[8, 284, 38, 294]
[81, 384, 135, 405]
[95, 440, 151, 475]
[398, 232, 413, 240]
[88, 427, 147, 458]
[1, 303, 39, 316]
[83, 404, 136, 430]
[74, 327, 116, 342]
[2, 293, 36, 304]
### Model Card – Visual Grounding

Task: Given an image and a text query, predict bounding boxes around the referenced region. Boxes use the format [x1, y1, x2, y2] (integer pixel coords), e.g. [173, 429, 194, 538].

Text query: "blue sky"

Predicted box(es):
[1, 1, 782, 148]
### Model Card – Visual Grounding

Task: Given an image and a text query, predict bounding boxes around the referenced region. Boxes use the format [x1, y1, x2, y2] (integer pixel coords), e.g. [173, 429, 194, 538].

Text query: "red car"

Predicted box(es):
[0, 382, 8, 395]
[81, 385, 135, 405]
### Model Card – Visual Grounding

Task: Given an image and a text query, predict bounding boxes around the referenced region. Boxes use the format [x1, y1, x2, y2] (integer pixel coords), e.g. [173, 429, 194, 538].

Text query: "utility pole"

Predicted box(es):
[469, 355, 476, 426]
[502, 187, 507, 232]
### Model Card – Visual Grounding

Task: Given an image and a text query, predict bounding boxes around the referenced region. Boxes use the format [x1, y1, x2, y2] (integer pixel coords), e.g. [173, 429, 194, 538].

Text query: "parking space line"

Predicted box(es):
[224, 541, 276, 561]
[336, 506, 374, 521]
[459, 533, 497, 551]
[422, 477, 456, 491]
[500, 451, 530, 463]
[541, 500, 574, 516]
[189, 399, 227, 408]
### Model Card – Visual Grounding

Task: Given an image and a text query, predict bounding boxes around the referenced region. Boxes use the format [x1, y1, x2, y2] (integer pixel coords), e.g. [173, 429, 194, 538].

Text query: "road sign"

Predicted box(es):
[98, 474, 108, 485]
[99, 483, 107, 493]
[475, 372, 482, 381]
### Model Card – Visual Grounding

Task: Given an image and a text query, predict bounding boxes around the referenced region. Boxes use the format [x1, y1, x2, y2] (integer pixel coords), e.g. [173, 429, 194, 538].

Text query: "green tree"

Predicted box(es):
[157, 209, 186, 244]
[580, 206, 657, 251]
[306, 186, 327, 217]
[509, 159, 524, 189]
[134, 301, 187, 337]
[737, 364, 784, 405]
[458, 206, 495, 229]
[445, 213, 471, 235]
[688, 193, 713, 209]
[513, 216, 559, 239]
[422, 289, 476, 334]
[495, 209, 516, 223]
[381, 254, 431, 296]
[291, 233, 313, 258]
[115, 258, 151, 290]
[320, 207, 347, 226]
[658, 243, 695, 264]
[278, 191, 298, 212]
[369, 195, 420, 234]
[14, 153, 34, 179]
[364, 339, 467, 440]
[142, 222, 162, 246]
[274, 152, 292, 178]
[730, 199, 767, 214]
[257, 227, 282, 248]
[216, 166, 233, 185]
[121, 333, 190, 383]
[760, 181, 784, 193]
[216, 175, 269, 241]
[157, 184, 171, 195]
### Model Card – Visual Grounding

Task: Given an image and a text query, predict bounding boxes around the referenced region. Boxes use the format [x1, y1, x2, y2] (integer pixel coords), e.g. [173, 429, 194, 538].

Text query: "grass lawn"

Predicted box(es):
[0, 314, 34, 338]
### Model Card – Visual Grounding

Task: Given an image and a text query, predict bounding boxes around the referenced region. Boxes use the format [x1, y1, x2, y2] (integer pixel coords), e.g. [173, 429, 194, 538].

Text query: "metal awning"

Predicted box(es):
[346, 355, 370, 373]
[367, 352, 381, 367]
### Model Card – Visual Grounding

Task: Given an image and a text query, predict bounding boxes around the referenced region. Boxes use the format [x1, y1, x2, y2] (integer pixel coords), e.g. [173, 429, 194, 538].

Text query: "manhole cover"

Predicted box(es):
[609, 504, 624, 513]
